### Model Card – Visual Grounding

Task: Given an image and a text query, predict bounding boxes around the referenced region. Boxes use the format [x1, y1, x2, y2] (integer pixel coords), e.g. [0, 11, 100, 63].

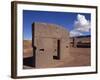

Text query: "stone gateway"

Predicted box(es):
[32, 22, 71, 68]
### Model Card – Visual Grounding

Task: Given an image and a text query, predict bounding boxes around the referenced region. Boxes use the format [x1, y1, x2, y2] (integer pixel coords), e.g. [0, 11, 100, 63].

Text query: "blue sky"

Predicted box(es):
[23, 10, 91, 40]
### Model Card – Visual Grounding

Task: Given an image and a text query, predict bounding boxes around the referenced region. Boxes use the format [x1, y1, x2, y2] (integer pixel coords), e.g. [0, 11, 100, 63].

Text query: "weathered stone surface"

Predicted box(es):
[32, 22, 72, 68]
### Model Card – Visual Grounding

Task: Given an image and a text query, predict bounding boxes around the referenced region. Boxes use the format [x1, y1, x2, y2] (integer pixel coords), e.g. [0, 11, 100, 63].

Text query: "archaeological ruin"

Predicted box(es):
[32, 22, 72, 68]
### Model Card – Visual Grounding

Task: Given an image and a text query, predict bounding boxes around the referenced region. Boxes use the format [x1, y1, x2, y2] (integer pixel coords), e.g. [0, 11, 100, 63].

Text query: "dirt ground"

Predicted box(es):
[23, 40, 91, 68]
[60, 47, 91, 67]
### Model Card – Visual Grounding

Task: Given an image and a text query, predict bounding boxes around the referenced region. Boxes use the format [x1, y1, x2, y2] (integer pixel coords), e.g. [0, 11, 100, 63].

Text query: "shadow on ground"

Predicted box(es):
[23, 56, 35, 67]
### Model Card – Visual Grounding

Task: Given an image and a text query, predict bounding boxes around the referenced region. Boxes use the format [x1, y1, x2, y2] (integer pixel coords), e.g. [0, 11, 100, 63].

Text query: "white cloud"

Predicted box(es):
[74, 14, 91, 32]
[70, 30, 83, 37]
[70, 14, 91, 37]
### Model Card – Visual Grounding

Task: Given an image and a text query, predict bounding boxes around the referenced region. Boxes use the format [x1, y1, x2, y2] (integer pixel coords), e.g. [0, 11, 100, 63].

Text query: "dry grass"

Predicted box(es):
[23, 40, 33, 58]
